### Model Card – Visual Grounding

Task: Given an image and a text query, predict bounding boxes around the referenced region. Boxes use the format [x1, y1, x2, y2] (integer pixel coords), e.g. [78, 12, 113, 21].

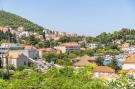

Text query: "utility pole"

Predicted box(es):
[5, 32, 10, 80]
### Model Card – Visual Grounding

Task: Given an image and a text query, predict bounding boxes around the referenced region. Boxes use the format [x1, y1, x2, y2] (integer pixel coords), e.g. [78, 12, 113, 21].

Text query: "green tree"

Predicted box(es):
[0, 10, 44, 33]
[96, 56, 104, 66]
[68, 53, 77, 59]
[43, 53, 58, 63]
[109, 58, 121, 72]
[85, 49, 95, 56]
[25, 35, 39, 45]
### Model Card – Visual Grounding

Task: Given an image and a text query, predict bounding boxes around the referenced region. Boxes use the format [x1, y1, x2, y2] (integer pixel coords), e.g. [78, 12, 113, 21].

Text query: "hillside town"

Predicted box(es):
[1, 26, 135, 82]
[0, 0, 135, 87]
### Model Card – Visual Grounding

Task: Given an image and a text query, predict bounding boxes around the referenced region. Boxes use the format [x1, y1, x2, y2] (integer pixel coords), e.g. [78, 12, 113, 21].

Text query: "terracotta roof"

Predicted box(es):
[38, 48, 56, 52]
[60, 42, 80, 47]
[124, 54, 135, 64]
[124, 69, 135, 73]
[94, 66, 115, 73]
[23, 45, 33, 49]
[74, 55, 96, 67]
[8, 51, 22, 59]
[96, 74, 118, 80]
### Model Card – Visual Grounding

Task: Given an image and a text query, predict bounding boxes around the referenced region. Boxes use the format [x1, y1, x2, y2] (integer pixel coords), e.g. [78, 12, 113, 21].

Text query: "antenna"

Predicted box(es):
[5, 28, 10, 80]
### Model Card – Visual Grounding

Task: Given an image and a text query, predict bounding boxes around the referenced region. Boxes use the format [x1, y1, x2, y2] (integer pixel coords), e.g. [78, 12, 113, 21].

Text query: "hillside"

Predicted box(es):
[0, 10, 44, 32]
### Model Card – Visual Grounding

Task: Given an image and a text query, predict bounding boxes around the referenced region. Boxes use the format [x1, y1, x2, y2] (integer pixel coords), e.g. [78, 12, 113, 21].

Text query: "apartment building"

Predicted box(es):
[55, 42, 81, 53]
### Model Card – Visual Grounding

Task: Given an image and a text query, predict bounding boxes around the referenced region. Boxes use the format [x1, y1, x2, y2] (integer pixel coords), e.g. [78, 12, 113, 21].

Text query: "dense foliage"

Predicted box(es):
[0, 31, 17, 43]
[0, 66, 134, 89]
[42, 48, 97, 66]
[86, 28, 135, 47]
[58, 36, 83, 43]
[0, 10, 44, 33]
[23, 35, 40, 45]
[43, 52, 73, 66]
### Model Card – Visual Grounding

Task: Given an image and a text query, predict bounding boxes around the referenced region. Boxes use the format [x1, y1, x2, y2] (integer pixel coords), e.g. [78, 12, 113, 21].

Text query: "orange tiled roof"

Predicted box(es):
[94, 66, 115, 73]
[124, 54, 135, 64]
[60, 42, 80, 47]
[38, 48, 56, 52]
[97, 74, 118, 81]
[37, 48, 46, 51]
[74, 55, 96, 67]
[23, 45, 33, 49]
[124, 69, 135, 73]
[8, 51, 22, 59]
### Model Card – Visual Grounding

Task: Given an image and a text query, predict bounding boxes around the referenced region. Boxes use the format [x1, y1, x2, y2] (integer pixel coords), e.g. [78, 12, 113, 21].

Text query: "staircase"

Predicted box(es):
[28, 58, 63, 71]
[28, 58, 51, 71]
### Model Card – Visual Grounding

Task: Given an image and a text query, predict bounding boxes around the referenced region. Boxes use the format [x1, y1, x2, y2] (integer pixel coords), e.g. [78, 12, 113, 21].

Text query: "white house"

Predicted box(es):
[1, 43, 23, 50]
[121, 43, 130, 52]
[122, 54, 135, 70]
[19, 31, 30, 37]
[122, 43, 130, 49]
[125, 69, 135, 79]
[86, 43, 97, 49]
[23, 45, 39, 59]
[93, 66, 116, 80]
[3, 51, 29, 67]
[0, 47, 8, 67]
